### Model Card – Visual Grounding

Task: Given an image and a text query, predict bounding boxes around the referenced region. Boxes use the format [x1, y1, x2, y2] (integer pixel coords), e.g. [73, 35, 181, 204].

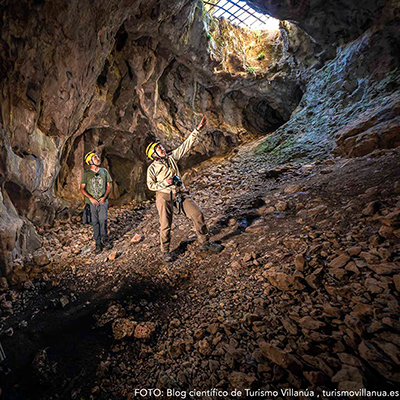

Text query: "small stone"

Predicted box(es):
[194, 328, 206, 340]
[231, 261, 241, 269]
[299, 316, 326, 330]
[134, 322, 156, 340]
[281, 318, 298, 335]
[228, 372, 257, 391]
[259, 342, 302, 374]
[305, 267, 323, 289]
[108, 251, 120, 261]
[347, 246, 362, 256]
[380, 210, 400, 226]
[382, 318, 400, 331]
[130, 233, 144, 244]
[294, 254, 306, 271]
[112, 318, 136, 340]
[359, 252, 380, 263]
[393, 275, 400, 292]
[242, 253, 252, 263]
[332, 365, 365, 384]
[170, 318, 181, 328]
[198, 338, 212, 356]
[368, 262, 400, 275]
[379, 225, 394, 238]
[264, 272, 305, 291]
[0, 277, 9, 290]
[362, 201, 380, 216]
[308, 205, 328, 216]
[207, 323, 219, 335]
[33, 251, 50, 266]
[59, 296, 69, 308]
[329, 254, 350, 269]
[344, 261, 359, 274]
[330, 267, 347, 280]
[275, 201, 288, 211]
[284, 184, 302, 194]
[303, 371, 326, 385]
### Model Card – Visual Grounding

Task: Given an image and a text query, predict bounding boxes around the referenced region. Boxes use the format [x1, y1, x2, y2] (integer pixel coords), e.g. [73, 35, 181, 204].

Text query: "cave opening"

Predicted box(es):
[243, 99, 286, 134]
[204, 0, 280, 31]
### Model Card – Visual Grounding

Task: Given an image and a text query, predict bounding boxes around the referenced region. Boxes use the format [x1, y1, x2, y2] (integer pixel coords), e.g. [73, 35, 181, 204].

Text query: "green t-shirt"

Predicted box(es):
[81, 168, 112, 204]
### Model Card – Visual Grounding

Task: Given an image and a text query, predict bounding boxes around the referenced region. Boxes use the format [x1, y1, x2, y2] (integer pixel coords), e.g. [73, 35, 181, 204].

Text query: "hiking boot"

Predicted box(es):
[102, 237, 113, 250]
[95, 242, 103, 254]
[163, 252, 174, 262]
[200, 241, 224, 253]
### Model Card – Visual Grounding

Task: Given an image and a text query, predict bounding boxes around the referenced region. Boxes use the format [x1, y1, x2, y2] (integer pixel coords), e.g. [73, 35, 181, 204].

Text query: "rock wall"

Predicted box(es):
[248, 0, 388, 46]
[1, 0, 399, 276]
[0, 0, 307, 275]
[254, 0, 400, 162]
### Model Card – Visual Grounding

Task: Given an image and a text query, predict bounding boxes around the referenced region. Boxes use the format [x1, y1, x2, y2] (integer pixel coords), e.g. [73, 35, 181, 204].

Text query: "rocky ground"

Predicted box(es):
[1, 138, 400, 399]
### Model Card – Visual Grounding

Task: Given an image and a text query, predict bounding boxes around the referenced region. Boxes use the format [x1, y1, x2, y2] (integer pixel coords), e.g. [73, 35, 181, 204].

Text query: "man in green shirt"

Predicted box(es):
[80, 151, 113, 254]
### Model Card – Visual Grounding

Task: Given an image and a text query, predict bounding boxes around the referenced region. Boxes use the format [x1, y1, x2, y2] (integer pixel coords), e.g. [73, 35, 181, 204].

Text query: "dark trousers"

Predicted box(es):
[89, 203, 108, 243]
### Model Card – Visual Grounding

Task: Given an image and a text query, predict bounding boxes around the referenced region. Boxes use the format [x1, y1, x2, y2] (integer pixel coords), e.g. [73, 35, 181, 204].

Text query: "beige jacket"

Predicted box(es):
[147, 129, 199, 194]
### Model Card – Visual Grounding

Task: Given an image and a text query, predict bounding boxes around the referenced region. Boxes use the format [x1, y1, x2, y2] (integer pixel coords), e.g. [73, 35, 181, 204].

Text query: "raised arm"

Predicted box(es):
[171, 116, 207, 161]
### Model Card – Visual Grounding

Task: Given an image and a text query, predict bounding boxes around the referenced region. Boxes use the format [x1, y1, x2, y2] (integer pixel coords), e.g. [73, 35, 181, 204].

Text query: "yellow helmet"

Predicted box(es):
[145, 141, 160, 160]
[84, 151, 96, 165]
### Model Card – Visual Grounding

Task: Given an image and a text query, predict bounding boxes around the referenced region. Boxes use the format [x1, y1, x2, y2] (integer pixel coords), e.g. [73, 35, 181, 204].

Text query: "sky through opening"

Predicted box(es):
[204, 0, 280, 31]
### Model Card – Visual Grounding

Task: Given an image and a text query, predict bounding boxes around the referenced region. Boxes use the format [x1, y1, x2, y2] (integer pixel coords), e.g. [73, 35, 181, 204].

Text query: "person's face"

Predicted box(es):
[155, 144, 166, 158]
[91, 154, 101, 166]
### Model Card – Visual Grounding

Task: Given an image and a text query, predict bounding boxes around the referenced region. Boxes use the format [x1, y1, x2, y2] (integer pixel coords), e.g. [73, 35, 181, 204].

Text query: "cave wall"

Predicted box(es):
[247, 0, 388, 46]
[0, 0, 308, 275]
[55, 7, 307, 208]
[253, 0, 400, 162]
[2, 0, 399, 275]
[0, 0, 142, 275]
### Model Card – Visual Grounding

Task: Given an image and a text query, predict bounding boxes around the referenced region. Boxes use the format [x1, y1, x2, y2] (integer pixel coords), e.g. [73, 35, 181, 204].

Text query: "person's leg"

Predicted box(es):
[90, 204, 102, 253]
[156, 192, 173, 254]
[99, 204, 112, 250]
[182, 196, 223, 253]
[182, 197, 208, 244]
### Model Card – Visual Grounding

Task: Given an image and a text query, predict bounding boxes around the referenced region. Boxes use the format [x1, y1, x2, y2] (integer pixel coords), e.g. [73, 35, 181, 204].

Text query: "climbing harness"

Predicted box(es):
[176, 191, 185, 216]
[170, 189, 186, 216]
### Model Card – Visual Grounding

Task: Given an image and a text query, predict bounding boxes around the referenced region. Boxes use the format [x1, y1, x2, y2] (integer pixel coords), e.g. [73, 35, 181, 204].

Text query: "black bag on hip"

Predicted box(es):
[83, 203, 92, 224]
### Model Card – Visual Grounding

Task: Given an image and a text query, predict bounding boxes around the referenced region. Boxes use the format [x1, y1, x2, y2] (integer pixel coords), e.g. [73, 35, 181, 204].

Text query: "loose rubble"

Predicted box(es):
[1, 143, 400, 399]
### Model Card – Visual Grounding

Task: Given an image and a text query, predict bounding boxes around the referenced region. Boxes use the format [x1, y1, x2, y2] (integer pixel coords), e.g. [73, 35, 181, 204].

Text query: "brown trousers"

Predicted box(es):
[156, 192, 208, 253]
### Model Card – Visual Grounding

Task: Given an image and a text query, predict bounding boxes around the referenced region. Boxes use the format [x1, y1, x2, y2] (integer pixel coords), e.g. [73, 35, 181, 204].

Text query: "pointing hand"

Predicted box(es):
[196, 116, 207, 131]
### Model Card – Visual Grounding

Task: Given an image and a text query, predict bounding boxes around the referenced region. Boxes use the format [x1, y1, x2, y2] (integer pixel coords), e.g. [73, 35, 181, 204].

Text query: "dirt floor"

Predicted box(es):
[1, 138, 400, 399]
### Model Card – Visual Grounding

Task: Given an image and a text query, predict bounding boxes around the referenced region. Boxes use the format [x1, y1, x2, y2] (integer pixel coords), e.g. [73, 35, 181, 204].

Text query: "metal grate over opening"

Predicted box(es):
[203, 0, 279, 30]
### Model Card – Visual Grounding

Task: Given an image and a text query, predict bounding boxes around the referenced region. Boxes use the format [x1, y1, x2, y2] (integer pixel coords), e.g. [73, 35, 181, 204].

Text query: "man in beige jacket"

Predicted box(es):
[146, 116, 223, 262]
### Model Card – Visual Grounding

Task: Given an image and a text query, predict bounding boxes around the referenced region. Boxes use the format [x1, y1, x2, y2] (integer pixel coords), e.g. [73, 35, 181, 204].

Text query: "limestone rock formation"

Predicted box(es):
[1, 0, 400, 278]
[0, 0, 308, 275]
[255, 0, 400, 163]
[248, 0, 388, 46]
